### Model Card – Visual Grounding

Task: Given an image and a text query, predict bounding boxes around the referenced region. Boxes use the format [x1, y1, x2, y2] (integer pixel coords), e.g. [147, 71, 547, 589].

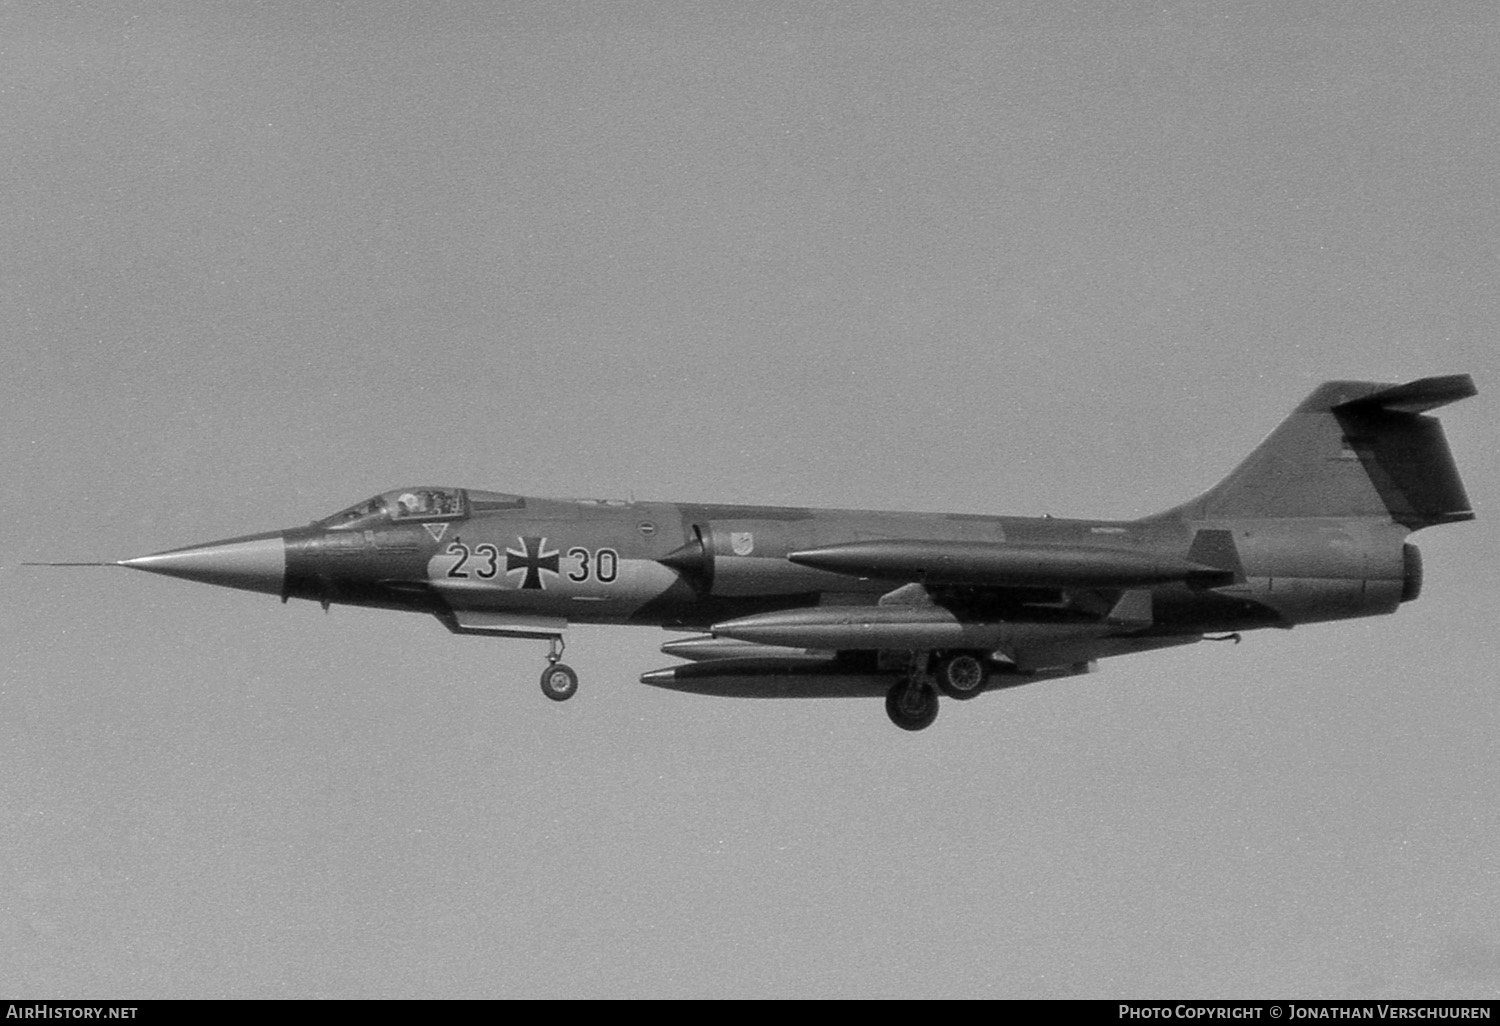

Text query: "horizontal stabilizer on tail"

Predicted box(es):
[1334, 376, 1476, 529]
[1156, 374, 1476, 530]
[1334, 374, 1477, 415]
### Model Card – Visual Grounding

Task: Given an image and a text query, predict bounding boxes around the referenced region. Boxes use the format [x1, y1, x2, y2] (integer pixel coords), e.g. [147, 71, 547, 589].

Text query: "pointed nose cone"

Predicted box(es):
[120, 530, 287, 597]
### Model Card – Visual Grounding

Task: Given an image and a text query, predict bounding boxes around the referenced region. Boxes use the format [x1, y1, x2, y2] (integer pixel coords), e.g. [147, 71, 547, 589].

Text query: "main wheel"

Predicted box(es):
[885, 680, 939, 731]
[540, 663, 579, 702]
[933, 652, 989, 700]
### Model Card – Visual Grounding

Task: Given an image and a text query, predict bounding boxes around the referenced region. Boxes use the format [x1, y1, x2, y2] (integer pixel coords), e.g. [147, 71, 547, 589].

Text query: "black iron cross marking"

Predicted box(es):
[505, 536, 560, 590]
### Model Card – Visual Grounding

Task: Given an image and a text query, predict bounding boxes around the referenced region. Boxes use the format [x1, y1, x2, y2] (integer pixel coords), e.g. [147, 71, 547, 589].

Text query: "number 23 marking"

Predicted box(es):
[446, 542, 499, 579]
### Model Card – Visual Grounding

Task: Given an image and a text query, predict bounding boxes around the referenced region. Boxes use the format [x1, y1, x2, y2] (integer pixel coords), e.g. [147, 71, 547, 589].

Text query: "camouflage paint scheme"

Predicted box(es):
[111, 376, 1476, 730]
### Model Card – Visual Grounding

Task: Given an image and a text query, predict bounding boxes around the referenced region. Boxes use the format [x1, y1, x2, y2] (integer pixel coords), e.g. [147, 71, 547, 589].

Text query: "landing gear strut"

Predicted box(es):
[539, 635, 578, 702]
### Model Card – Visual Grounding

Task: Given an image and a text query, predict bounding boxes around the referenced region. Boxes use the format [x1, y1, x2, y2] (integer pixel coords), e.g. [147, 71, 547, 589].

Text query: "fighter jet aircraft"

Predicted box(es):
[42, 375, 1476, 730]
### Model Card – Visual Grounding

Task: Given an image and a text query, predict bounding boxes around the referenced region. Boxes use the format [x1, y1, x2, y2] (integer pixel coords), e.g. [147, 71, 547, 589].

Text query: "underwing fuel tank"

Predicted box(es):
[641, 657, 887, 698]
[711, 606, 1011, 651]
[660, 635, 830, 662]
[787, 540, 1230, 588]
[639, 655, 1094, 698]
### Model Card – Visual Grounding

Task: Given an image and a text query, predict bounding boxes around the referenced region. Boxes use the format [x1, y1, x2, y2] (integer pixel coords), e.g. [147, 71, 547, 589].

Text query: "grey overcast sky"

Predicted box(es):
[3, 1, 1498, 999]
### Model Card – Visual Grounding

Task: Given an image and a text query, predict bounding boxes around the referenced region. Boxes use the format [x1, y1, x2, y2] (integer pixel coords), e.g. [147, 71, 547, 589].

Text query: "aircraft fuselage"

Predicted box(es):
[250, 496, 1413, 637]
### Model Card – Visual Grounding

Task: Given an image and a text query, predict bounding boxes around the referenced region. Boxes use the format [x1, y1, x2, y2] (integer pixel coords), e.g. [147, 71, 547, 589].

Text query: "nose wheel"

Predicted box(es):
[539, 635, 578, 702]
[540, 662, 578, 702]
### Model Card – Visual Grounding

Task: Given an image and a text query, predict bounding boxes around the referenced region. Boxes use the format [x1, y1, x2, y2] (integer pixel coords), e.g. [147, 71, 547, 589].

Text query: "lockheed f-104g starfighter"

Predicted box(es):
[42, 375, 1475, 731]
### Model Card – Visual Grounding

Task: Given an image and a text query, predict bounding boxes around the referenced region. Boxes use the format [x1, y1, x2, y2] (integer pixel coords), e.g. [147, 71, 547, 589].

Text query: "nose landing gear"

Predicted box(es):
[539, 634, 578, 702]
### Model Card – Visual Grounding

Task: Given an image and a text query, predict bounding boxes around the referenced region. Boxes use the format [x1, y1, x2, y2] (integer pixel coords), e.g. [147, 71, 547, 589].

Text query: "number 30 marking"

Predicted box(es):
[567, 547, 619, 583]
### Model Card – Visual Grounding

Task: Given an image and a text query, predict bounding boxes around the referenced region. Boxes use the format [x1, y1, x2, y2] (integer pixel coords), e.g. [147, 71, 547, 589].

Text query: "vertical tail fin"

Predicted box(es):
[1154, 375, 1476, 529]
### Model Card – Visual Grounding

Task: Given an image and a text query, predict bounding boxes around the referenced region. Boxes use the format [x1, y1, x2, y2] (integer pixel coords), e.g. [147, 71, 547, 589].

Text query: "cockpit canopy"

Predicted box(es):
[317, 487, 523, 529]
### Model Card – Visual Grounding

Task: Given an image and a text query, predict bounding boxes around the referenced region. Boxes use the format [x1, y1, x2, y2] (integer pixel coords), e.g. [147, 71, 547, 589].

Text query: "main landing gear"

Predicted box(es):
[885, 678, 939, 732]
[884, 650, 992, 731]
[932, 651, 988, 700]
[539, 635, 578, 702]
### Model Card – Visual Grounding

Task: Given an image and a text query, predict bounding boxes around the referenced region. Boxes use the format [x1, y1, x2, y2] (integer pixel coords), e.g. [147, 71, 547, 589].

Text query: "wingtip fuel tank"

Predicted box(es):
[786, 540, 1232, 588]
